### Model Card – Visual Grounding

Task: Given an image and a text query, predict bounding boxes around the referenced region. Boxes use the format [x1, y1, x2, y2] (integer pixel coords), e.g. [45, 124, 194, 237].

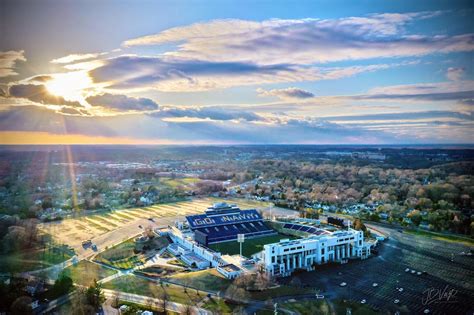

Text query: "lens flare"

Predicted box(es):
[45, 71, 92, 103]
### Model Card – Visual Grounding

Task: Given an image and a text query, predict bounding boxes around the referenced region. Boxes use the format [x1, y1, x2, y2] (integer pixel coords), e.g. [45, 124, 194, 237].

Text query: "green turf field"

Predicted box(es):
[209, 233, 297, 257]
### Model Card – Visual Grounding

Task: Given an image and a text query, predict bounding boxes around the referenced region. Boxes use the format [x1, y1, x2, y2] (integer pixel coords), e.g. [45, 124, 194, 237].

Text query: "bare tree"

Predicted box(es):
[180, 303, 193, 315]
[156, 287, 169, 314]
[112, 291, 121, 309]
[224, 285, 250, 303]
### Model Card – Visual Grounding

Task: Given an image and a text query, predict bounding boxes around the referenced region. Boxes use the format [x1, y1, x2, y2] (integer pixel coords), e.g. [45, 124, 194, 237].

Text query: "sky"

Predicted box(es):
[0, 0, 473, 144]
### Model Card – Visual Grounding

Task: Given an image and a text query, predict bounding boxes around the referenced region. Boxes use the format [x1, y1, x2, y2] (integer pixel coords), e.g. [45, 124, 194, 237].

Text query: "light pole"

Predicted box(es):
[238, 234, 245, 257]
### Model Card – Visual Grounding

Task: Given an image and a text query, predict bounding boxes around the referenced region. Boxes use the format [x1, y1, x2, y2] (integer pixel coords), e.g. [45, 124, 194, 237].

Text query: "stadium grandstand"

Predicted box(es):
[185, 202, 276, 245]
[282, 223, 330, 236]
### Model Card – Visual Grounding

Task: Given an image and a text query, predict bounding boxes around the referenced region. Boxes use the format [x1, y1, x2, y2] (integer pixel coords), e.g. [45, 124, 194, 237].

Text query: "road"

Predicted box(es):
[102, 289, 211, 315]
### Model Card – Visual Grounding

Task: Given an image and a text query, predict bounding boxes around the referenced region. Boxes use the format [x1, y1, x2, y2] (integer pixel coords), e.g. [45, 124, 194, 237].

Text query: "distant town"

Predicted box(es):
[0, 145, 473, 314]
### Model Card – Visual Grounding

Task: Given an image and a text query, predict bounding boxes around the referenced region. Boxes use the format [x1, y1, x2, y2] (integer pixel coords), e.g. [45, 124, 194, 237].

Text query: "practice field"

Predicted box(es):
[40, 197, 273, 247]
[209, 233, 297, 257]
[0, 245, 74, 273]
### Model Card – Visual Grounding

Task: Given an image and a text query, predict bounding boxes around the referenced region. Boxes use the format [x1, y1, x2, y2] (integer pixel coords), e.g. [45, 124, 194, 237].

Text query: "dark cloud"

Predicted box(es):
[7, 83, 81, 107]
[257, 87, 315, 100]
[86, 93, 159, 112]
[0, 105, 116, 136]
[26, 75, 53, 83]
[88, 55, 307, 91]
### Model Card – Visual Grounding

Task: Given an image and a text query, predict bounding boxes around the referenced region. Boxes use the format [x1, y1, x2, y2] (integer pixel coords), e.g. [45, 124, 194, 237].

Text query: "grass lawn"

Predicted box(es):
[61, 260, 117, 286]
[162, 177, 201, 188]
[202, 298, 236, 314]
[134, 265, 181, 278]
[94, 238, 145, 269]
[405, 229, 474, 246]
[168, 269, 232, 292]
[102, 275, 207, 305]
[209, 233, 297, 257]
[282, 300, 331, 315]
[0, 245, 74, 273]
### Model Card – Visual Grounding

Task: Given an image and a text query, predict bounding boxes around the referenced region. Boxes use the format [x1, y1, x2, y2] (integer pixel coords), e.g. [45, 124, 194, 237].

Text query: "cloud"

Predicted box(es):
[50, 53, 103, 64]
[88, 55, 407, 92]
[88, 55, 319, 91]
[323, 110, 473, 122]
[122, 13, 473, 65]
[257, 87, 314, 100]
[7, 83, 81, 107]
[0, 50, 26, 77]
[86, 93, 159, 112]
[356, 81, 474, 102]
[150, 106, 263, 122]
[1, 104, 472, 144]
[446, 67, 466, 81]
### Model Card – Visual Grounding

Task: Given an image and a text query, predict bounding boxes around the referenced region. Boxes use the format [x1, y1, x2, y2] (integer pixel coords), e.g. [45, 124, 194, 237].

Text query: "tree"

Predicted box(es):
[51, 274, 73, 297]
[180, 303, 193, 315]
[224, 284, 249, 303]
[353, 218, 370, 238]
[85, 279, 105, 311]
[407, 209, 422, 226]
[10, 296, 33, 315]
[254, 270, 272, 291]
[156, 287, 169, 314]
[122, 304, 139, 314]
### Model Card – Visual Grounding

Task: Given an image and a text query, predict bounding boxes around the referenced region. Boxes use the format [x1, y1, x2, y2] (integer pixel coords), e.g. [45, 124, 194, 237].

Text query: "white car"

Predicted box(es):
[405, 268, 410, 272]
[417, 271, 422, 276]
[398, 288, 404, 292]
[360, 299, 367, 304]
[372, 283, 378, 287]
[394, 299, 400, 304]
[411, 270, 416, 274]
[315, 294, 325, 299]
[423, 309, 430, 314]
[340, 282, 347, 287]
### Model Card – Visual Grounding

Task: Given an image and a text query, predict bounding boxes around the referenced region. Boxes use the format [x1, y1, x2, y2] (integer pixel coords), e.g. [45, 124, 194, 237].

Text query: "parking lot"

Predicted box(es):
[283, 224, 474, 314]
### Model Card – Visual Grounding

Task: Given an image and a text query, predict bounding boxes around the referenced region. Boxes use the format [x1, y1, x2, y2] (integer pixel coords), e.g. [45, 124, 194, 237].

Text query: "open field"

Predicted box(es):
[404, 229, 474, 246]
[61, 260, 117, 286]
[102, 275, 208, 305]
[168, 269, 232, 292]
[0, 245, 74, 273]
[39, 197, 275, 248]
[209, 233, 297, 257]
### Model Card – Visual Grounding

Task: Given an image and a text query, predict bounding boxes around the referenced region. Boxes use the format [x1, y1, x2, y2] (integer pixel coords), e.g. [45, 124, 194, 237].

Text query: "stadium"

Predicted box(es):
[162, 202, 373, 278]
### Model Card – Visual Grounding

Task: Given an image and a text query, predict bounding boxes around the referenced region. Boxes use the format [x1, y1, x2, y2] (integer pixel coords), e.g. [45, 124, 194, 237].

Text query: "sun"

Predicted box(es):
[45, 71, 92, 103]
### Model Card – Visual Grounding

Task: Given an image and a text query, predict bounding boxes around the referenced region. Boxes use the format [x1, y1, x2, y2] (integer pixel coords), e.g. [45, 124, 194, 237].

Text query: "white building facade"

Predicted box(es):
[262, 229, 371, 277]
